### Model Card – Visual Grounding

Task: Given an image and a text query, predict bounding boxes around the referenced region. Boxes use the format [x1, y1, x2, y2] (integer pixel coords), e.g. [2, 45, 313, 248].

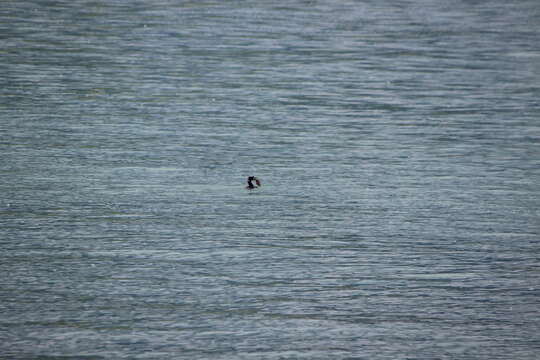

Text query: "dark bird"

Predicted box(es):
[246, 176, 261, 189]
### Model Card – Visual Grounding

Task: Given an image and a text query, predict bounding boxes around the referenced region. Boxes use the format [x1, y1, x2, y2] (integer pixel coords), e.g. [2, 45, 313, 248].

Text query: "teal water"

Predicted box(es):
[1, 1, 540, 359]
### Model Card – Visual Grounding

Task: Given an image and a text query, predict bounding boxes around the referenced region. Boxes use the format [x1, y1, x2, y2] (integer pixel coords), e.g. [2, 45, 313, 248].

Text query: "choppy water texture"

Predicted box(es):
[1, 0, 540, 359]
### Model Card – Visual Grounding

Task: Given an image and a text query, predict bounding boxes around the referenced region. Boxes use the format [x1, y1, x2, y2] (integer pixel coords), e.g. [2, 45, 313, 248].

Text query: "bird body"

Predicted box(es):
[246, 176, 261, 189]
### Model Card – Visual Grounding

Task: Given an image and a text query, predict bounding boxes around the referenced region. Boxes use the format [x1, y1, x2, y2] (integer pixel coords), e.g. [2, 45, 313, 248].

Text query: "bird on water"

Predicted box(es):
[246, 176, 261, 189]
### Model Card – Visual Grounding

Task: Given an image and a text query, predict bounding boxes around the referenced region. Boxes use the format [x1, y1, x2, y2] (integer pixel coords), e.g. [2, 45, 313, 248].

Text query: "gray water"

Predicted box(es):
[1, 0, 540, 359]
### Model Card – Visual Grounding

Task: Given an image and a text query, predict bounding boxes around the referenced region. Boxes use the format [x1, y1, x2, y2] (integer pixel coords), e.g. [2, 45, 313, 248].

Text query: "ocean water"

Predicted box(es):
[1, 0, 539, 359]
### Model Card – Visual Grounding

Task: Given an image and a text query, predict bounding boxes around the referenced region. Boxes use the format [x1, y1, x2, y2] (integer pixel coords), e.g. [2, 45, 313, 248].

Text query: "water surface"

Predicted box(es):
[1, 0, 540, 359]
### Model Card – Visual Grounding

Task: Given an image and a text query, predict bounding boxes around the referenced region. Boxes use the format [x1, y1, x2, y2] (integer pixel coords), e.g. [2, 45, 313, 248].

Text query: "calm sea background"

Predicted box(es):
[1, 0, 539, 359]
